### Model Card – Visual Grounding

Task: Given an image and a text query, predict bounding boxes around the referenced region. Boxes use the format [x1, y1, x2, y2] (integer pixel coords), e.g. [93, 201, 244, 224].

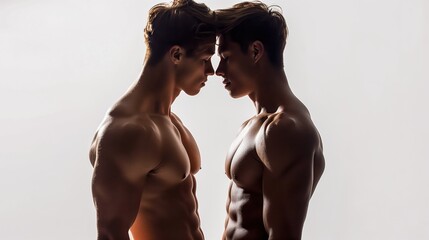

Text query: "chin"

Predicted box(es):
[185, 88, 201, 96]
[228, 90, 247, 99]
[230, 94, 245, 99]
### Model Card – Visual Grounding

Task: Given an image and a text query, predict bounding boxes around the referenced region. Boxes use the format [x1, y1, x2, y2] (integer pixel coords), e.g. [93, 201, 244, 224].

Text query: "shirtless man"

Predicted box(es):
[215, 2, 325, 239]
[88, 1, 216, 239]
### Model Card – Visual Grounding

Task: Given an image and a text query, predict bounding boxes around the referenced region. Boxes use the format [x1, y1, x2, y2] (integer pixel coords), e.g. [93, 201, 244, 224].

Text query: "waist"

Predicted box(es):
[131, 208, 203, 240]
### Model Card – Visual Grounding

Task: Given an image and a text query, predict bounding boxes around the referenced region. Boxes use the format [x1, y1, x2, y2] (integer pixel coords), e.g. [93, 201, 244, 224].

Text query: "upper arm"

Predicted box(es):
[92, 124, 161, 238]
[257, 116, 317, 239]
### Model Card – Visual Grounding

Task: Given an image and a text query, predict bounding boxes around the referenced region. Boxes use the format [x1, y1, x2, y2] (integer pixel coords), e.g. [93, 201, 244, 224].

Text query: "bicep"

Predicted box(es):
[91, 123, 160, 237]
[259, 118, 316, 238]
[262, 158, 313, 239]
[92, 156, 145, 238]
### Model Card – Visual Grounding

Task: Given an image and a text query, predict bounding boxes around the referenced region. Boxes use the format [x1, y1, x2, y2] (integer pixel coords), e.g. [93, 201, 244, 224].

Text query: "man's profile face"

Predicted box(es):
[176, 39, 216, 96]
[216, 35, 256, 98]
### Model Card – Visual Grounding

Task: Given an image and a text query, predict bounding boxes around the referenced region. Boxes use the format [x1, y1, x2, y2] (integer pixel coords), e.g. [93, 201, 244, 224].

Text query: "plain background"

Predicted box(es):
[1, 0, 428, 239]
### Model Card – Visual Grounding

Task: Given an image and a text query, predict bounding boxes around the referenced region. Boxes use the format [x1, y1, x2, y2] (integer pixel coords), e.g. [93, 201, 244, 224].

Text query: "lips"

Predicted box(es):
[223, 79, 231, 88]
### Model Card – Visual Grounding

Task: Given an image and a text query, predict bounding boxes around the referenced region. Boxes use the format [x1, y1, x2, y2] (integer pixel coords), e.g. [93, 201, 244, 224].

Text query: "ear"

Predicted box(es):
[169, 45, 184, 65]
[248, 41, 264, 64]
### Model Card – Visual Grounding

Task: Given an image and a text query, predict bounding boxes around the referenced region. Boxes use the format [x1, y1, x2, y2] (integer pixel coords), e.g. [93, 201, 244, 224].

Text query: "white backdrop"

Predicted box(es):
[1, 0, 428, 239]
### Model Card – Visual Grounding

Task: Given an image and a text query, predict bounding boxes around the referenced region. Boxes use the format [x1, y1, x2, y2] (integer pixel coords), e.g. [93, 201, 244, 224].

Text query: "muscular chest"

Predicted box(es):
[149, 120, 201, 185]
[226, 119, 265, 193]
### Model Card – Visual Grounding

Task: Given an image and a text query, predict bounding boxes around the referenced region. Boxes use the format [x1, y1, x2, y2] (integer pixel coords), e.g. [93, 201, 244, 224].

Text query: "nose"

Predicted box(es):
[205, 60, 214, 76]
[215, 61, 225, 77]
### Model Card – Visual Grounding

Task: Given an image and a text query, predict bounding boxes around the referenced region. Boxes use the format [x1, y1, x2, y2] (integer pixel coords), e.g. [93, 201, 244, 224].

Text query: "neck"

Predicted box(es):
[249, 69, 294, 114]
[116, 62, 180, 116]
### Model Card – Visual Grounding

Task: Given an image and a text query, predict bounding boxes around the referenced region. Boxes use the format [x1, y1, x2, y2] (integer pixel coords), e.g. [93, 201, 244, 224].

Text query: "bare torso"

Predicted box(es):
[90, 112, 204, 240]
[223, 104, 325, 240]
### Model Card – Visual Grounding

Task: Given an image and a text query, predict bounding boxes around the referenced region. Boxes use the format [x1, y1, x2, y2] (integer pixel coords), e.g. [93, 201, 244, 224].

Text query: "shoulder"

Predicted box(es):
[170, 112, 183, 123]
[266, 112, 317, 148]
[256, 112, 318, 171]
[95, 116, 162, 164]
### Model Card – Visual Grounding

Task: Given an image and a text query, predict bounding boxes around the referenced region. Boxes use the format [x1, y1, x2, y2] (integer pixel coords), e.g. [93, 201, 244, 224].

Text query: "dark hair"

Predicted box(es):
[215, 1, 288, 68]
[144, 0, 216, 65]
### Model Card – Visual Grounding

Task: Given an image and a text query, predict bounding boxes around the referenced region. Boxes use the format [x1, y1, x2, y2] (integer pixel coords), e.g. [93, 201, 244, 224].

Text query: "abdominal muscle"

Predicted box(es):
[129, 176, 204, 240]
[225, 182, 268, 240]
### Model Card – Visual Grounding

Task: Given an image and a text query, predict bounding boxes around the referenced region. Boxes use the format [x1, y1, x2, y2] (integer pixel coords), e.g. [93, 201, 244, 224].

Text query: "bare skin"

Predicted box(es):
[89, 41, 215, 240]
[216, 36, 325, 240]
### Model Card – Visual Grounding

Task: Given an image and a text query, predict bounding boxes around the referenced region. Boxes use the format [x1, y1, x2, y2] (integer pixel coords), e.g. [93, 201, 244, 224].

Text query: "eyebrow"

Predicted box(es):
[200, 46, 215, 56]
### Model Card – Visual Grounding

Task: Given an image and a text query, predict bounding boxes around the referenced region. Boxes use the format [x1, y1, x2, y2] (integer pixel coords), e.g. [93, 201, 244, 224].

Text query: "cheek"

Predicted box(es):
[179, 62, 205, 83]
[228, 60, 252, 81]
[188, 63, 205, 81]
[178, 61, 197, 75]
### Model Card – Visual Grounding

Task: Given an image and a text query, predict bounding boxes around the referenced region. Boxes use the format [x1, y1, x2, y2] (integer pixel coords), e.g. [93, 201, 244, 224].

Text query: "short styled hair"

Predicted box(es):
[144, 0, 216, 65]
[215, 1, 288, 68]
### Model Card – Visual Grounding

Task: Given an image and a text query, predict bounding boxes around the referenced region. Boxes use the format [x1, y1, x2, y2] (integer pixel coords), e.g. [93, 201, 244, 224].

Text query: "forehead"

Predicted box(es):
[194, 38, 216, 56]
[218, 35, 238, 54]
[217, 35, 228, 53]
